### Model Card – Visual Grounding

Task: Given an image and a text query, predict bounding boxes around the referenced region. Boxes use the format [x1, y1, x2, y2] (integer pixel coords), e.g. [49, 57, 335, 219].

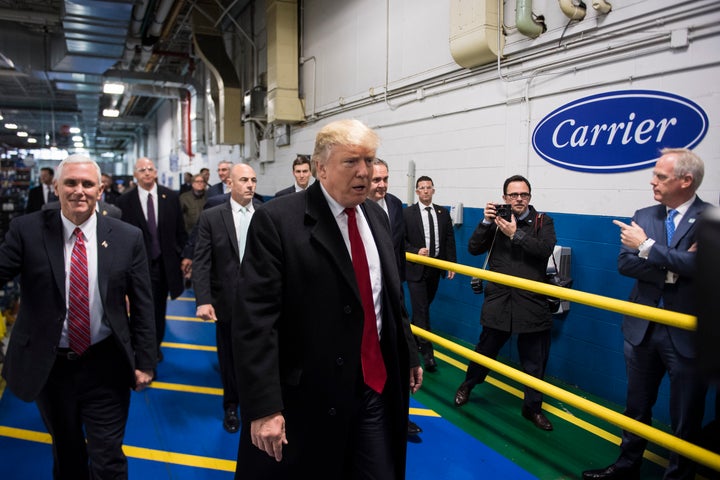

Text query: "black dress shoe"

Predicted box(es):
[223, 409, 240, 434]
[454, 384, 471, 407]
[582, 464, 640, 480]
[407, 420, 422, 436]
[521, 405, 553, 431]
[424, 358, 437, 372]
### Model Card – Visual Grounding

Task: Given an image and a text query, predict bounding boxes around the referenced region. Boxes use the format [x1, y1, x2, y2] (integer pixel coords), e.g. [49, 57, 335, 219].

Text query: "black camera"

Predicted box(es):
[470, 277, 484, 294]
[495, 204, 512, 221]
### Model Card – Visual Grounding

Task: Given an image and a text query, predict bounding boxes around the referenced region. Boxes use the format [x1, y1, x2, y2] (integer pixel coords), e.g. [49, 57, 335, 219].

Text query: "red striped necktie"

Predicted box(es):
[68, 227, 91, 354]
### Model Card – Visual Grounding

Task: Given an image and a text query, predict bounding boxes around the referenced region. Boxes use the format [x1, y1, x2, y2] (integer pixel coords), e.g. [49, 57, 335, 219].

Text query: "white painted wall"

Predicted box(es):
[249, 0, 719, 213]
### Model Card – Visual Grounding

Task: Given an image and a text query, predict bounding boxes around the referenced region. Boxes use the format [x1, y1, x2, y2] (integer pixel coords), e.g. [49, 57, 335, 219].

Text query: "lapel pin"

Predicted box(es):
[162, 194, 167, 199]
[688, 218, 695, 224]
[102, 241, 109, 248]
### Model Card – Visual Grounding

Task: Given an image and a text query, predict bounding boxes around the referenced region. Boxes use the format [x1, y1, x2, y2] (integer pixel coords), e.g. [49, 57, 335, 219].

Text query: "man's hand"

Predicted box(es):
[613, 219, 648, 250]
[134, 369, 154, 391]
[181, 258, 192, 278]
[251, 412, 288, 462]
[196, 304, 216, 321]
[495, 213, 517, 239]
[409, 366, 423, 394]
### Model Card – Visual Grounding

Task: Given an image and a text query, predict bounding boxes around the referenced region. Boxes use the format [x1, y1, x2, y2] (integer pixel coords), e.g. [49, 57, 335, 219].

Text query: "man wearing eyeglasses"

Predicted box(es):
[454, 174, 557, 432]
[404, 176, 456, 373]
[584, 148, 710, 480]
[116, 157, 187, 367]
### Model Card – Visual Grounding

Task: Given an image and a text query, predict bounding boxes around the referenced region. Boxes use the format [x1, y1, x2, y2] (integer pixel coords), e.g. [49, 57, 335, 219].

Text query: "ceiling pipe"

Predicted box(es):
[592, 0, 612, 14]
[138, 0, 175, 71]
[559, 0, 587, 21]
[516, 0, 546, 39]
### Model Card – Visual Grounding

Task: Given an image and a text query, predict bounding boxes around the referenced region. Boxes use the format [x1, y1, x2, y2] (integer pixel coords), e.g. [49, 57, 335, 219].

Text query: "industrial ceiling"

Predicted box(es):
[0, 0, 245, 155]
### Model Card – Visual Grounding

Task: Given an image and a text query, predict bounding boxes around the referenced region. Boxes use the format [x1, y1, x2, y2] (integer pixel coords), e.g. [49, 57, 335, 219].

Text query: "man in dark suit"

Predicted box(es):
[369, 157, 422, 438]
[101, 172, 120, 204]
[584, 148, 711, 480]
[25, 166, 57, 213]
[179, 171, 194, 194]
[193, 163, 262, 434]
[274, 154, 313, 197]
[0, 154, 156, 479]
[233, 119, 422, 479]
[116, 157, 187, 363]
[206, 160, 233, 198]
[404, 175, 456, 372]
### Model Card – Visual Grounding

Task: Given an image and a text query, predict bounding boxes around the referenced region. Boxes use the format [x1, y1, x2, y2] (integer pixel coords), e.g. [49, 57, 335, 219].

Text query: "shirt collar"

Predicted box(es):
[61, 211, 97, 242]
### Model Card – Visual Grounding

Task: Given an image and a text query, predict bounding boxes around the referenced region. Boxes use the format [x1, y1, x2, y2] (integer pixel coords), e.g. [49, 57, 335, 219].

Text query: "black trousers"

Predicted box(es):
[345, 385, 395, 480]
[215, 319, 238, 411]
[36, 338, 131, 479]
[149, 256, 169, 359]
[463, 326, 551, 412]
[407, 268, 441, 362]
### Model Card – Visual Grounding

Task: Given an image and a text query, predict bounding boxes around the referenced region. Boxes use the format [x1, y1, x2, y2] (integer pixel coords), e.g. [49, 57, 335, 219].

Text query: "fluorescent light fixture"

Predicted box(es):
[74, 142, 84, 148]
[27, 138, 37, 144]
[103, 108, 120, 118]
[103, 82, 125, 95]
[4, 123, 17, 129]
[101, 152, 115, 158]
[0, 113, 3, 121]
[72, 135, 83, 142]
[69, 127, 81, 134]
[17, 131, 28, 137]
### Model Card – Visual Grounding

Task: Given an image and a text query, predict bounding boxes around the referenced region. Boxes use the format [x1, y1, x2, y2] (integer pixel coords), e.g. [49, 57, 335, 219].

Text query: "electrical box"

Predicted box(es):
[259, 138, 274, 164]
[450, 202, 464, 225]
[547, 245, 572, 314]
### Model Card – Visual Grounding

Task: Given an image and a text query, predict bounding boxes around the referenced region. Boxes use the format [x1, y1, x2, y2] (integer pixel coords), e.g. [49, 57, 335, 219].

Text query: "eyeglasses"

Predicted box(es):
[505, 192, 531, 199]
[136, 167, 156, 173]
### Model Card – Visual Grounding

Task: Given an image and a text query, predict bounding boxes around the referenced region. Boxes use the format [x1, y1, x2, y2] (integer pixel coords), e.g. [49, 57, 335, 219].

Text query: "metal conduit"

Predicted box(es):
[405, 253, 719, 472]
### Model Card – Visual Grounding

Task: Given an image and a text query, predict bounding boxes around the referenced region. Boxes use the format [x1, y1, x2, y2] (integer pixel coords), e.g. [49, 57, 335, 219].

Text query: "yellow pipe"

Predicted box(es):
[413, 325, 720, 472]
[406, 253, 696, 331]
[405, 253, 715, 470]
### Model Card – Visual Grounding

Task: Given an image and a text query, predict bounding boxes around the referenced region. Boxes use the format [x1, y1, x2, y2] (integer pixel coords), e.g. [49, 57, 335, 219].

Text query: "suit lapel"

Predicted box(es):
[130, 189, 149, 231]
[670, 197, 705, 248]
[96, 214, 112, 301]
[44, 211, 66, 297]
[220, 202, 240, 259]
[305, 184, 357, 298]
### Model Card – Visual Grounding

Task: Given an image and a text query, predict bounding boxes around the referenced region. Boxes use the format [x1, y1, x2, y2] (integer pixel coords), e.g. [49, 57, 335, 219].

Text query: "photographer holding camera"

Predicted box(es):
[454, 174, 557, 431]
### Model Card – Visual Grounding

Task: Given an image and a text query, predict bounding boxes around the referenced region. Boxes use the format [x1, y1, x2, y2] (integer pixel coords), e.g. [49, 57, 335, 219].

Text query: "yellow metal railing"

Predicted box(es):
[406, 252, 719, 472]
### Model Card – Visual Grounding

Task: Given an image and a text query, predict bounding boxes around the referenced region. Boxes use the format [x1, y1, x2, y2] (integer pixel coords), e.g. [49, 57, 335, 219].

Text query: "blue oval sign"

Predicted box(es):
[532, 90, 708, 173]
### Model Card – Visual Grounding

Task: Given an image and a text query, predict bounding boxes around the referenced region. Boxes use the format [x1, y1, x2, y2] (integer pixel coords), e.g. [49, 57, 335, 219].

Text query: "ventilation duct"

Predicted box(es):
[191, 4, 244, 145]
[449, 0, 504, 69]
[266, 0, 304, 123]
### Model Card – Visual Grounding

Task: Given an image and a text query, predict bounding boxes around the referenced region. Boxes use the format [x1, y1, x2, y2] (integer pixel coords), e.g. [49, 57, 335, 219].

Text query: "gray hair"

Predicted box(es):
[55, 154, 102, 184]
[660, 147, 704, 191]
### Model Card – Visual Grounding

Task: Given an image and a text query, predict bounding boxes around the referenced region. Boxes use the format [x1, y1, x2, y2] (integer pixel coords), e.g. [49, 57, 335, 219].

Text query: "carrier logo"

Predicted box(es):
[532, 90, 708, 173]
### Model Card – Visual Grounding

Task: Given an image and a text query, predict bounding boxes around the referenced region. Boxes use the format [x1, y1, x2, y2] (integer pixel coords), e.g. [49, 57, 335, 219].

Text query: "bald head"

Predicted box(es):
[230, 163, 258, 206]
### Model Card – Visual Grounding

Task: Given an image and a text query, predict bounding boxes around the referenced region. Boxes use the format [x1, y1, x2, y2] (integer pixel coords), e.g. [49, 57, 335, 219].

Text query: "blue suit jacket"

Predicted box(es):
[618, 196, 711, 358]
[0, 210, 156, 401]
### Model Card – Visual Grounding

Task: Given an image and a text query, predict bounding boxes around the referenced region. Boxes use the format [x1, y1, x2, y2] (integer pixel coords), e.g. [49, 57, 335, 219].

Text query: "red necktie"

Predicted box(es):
[68, 227, 91, 354]
[345, 208, 387, 394]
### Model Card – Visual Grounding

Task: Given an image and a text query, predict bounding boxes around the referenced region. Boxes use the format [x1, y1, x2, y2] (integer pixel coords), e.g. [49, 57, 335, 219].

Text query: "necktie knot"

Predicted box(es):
[425, 206, 432, 212]
[73, 227, 83, 240]
[345, 207, 356, 220]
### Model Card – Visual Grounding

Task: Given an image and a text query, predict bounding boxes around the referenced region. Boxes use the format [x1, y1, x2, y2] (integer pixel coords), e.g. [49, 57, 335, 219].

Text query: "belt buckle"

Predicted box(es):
[66, 351, 80, 360]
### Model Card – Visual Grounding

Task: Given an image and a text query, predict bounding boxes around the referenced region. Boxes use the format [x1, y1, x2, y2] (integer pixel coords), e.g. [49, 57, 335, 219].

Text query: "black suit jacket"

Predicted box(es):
[115, 185, 187, 299]
[384, 193, 406, 281]
[25, 185, 55, 213]
[206, 182, 226, 199]
[192, 197, 262, 324]
[233, 181, 412, 478]
[403, 202, 457, 282]
[0, 210, 156, 402]
[274, 185, 296, 197]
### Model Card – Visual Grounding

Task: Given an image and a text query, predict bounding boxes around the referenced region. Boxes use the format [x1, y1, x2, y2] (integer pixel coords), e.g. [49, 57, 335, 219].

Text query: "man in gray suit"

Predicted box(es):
[0, 154, 155, 479]
[584, 148, 711, 480]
